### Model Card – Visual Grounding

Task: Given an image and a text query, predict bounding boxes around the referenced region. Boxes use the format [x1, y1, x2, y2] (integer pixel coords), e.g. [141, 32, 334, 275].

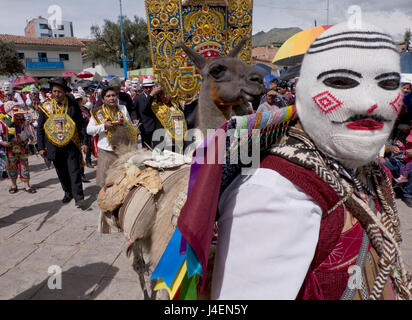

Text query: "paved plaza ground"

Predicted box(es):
[0, 154, 411, 300]
[0, 154, 148, 299]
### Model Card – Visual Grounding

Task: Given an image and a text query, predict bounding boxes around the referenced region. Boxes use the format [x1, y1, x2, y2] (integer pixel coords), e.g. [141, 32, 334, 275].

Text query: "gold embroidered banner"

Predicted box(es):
[145, 0, 253, 103]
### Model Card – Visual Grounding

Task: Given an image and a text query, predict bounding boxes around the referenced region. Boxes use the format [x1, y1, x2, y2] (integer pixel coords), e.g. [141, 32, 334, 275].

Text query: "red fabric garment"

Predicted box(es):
[92, 135, 98, 158]
[177, 125, 227, 292]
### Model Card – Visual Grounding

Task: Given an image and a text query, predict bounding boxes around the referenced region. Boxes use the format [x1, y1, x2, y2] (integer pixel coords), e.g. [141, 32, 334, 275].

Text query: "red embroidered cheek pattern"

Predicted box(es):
[390, 92, 402, 113]
[312, 91, 343, 114]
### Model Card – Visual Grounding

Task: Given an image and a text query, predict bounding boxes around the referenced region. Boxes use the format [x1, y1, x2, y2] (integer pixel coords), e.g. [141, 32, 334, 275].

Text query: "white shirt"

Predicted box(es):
[14, 92, 25, 108]
[86, 104, 132, 152]
[211, 168, 322, 300]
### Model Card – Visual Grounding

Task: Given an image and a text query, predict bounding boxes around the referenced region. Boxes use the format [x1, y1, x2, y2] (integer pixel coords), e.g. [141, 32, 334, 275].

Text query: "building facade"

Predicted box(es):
[0, 34, 84, 83]
[25, 16, 74, 38]
[252, 45, 281, 76]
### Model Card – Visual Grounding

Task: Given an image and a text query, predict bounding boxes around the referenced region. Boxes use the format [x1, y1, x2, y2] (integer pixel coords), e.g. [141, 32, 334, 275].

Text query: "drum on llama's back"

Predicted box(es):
[118, 164, 190, 270]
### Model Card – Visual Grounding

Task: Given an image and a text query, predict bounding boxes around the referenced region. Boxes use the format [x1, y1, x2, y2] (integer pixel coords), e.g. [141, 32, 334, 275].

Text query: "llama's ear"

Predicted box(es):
[175, 42, 207, 71]
[228, 35, 251, 58]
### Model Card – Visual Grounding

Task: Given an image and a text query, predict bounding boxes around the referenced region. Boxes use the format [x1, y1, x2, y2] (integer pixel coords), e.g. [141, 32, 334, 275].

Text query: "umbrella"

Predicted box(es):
[75, 79, 94, 88]
[13, 76, 37, 86]
[400, 52, 412, 74]
[263, 74, 280, 89]
[61, 71, 77, 77]
[273, 25, 332, 66]
[280, 64, 301, 81]
[252, 63, 273, 77]
[76, 71, 94, 79]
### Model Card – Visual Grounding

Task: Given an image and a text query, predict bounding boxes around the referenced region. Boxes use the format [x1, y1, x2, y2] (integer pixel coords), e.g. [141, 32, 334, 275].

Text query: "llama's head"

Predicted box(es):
[176, 36, 265, 111]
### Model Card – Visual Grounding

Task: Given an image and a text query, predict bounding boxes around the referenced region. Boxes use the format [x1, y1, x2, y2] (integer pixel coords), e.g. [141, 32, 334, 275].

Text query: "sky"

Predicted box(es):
[0, 0, 411, 41]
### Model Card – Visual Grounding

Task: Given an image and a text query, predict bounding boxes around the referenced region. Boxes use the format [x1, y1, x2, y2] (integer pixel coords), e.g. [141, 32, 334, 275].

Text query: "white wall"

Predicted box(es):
[15, 44, 83, 78]
[83, 58, 125, 78]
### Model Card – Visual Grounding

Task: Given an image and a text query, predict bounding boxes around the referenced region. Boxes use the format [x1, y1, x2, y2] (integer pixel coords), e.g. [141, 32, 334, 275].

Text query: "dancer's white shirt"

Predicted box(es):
[211, 168, 322, 300]
[86, 103, 131, 152]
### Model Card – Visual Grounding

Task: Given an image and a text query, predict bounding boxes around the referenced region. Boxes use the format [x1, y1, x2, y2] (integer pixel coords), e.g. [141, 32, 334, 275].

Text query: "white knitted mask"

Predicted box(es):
[296, 22, 401, 168]
[2, 82, 12, 95]
[131, 78, 141, 91]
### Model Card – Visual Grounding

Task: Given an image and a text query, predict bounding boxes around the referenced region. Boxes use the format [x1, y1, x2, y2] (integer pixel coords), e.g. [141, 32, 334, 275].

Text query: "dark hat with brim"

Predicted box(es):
[49, 77, 71, 92]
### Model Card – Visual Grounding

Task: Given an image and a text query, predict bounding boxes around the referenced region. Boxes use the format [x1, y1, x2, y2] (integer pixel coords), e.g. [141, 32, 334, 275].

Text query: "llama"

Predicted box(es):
[98, 36, 266, 300]
[176, 35, 265, 137]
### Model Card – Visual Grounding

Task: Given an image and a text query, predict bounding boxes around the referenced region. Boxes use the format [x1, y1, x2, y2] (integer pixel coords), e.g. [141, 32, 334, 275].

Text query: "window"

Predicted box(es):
[38, 52, 47, 62]
[59, 54, 69, 61]
[40, 33, 51, 37]
[58, 25, 64, 30]
[17, 52, 24, 60]
[39, 23, 49, 30]
[59, 34, 65, 38]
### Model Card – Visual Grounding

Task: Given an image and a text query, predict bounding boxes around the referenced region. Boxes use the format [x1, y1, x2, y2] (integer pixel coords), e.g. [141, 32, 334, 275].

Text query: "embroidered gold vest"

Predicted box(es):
[90, 104, 138, 147]
[39, 98, 78, 147]
[151, 101, 187, 142]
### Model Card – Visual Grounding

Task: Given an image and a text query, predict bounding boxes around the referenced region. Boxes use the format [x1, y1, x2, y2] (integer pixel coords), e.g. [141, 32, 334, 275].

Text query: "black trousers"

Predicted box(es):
[85, 134, 92, 164]
[141, 131, 154, 149]
[52, 146, 84, 201]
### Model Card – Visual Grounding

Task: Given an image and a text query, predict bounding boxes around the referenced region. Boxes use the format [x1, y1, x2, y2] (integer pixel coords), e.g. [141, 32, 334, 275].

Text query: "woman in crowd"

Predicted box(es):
[87, 87, 137, 188]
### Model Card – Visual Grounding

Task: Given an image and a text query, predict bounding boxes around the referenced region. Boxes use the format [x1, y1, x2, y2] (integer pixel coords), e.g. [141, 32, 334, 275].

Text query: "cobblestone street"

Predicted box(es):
[0, 154, 411, 300]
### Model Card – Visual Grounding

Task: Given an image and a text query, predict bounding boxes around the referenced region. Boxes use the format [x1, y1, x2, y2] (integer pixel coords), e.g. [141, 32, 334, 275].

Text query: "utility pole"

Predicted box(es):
[326, 0, 330, 25]
[119, 0, 133, 80]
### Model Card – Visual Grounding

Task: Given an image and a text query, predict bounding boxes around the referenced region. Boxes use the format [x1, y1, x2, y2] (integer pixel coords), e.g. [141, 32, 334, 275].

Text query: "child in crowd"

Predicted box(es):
[0, 101, 36, 193]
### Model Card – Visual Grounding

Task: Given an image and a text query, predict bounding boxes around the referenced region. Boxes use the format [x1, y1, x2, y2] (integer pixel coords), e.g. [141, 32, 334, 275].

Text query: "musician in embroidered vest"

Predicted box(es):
[87, 86, 137, 188]
[151, 86, 188, 154]
[37, 78, 88, 209]
[209, 22, 412, 300]
[0, 101, 36, 194]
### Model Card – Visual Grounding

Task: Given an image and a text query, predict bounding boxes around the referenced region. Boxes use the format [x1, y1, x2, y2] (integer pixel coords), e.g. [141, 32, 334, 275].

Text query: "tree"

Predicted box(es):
[0, 40, 25, 77]
[404, 28, 411, 52]
[86, 15, 151, 70]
